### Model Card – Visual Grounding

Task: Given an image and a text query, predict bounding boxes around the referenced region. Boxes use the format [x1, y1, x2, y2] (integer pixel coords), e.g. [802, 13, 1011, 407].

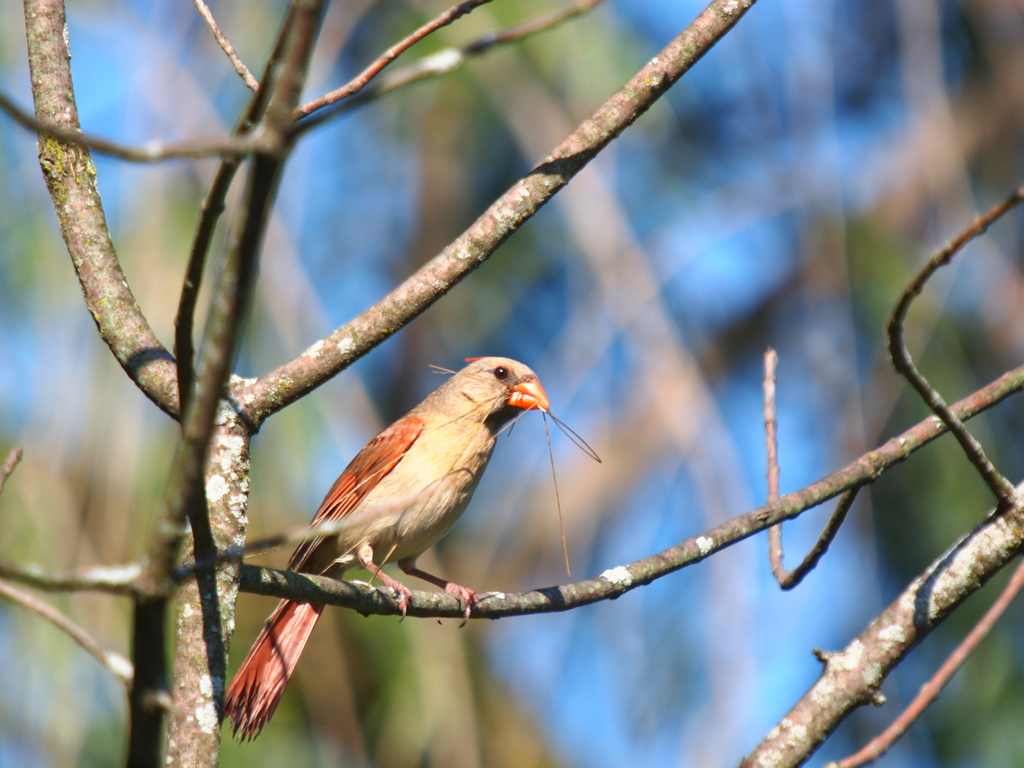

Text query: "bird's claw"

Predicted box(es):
[391, 583, 413, 620]
[374, 574, 413, 620]
[445, 583, 478, 627]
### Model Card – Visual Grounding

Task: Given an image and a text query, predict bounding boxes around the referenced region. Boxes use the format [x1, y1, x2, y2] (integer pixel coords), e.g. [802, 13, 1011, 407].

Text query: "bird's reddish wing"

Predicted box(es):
[287, 417, 424, 573]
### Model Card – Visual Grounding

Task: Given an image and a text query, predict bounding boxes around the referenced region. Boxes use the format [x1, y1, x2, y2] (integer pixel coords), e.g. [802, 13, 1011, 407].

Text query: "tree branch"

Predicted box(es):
[160, 3, 324, 764]
[828, 557, 1024, 768]
[23, 0, 180, 418]
[464, 0, 607, 53]
[765, 348, 785, 574]
[2, 359, 1021, 606]
[297, 0, 494, 117]
[774, 489, 860, 590]
[762, 352, 861, 590]
[193, 0, 259, 91]
[164, 413, 252, 767]
[0, 560, 142, 594]
[0, 90, 262, 161]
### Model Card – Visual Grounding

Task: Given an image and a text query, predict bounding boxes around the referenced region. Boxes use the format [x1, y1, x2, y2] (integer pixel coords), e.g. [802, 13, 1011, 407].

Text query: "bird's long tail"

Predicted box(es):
[223, 599, 324, 740]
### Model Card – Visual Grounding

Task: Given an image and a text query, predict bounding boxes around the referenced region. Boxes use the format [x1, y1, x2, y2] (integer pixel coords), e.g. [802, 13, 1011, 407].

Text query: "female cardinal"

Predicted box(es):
[224, 357, 550, 739]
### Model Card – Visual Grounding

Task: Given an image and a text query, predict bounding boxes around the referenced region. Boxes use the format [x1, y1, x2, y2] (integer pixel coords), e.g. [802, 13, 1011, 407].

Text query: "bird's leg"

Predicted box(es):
[357, 544, 413, 618]
[398, 558, 477, 626]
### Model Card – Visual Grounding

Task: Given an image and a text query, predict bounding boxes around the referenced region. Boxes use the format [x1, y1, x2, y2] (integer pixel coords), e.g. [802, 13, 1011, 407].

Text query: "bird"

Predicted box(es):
[223, 357, 550, 740]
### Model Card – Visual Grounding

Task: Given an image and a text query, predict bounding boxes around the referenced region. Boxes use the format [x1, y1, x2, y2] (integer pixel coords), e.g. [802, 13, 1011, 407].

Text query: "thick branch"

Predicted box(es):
[741, 490, 1024, 768]
[241, 0, 759, 425]
[829, 557, 1024, 768]
[161, 3, 323, 765]
[164, 413, 252, 767]
[23, 0, 180, 418]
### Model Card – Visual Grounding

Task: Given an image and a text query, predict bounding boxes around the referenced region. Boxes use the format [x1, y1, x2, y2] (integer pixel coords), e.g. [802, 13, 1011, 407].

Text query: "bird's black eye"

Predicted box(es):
[493, 366, 510, 380]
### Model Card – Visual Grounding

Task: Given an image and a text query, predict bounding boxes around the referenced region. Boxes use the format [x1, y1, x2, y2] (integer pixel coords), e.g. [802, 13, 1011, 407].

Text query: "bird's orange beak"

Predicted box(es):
[508, 378, 550, 411]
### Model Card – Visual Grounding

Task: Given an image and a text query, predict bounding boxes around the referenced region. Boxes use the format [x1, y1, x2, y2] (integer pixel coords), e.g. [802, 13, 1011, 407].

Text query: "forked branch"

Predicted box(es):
[298, 0, 494, 117]
[887, 185, 1024, 507]
[764, 349, 860, 589]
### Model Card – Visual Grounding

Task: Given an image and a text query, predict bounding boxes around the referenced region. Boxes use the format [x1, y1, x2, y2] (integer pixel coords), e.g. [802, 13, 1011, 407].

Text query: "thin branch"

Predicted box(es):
[0, 579, 133, 687]
[776, 489, 860, 589]
[463, 0, 606, 53]
[0, 91, 261, 161]
[297, 0, 493, 117]
[887, 185, 1024, 507]
[243, 0, 760, 425]
[763, 350, 860, 589]
[0, 447, 23, 493]
[0, 561, 142, 594]
[130, 101, 263, 768]
[174, 159, 239, 418]
[175, 5, 297, 420]
[829, 557, 1024, 768]
[765, 348, 786, 577]
[294, 0, 610, 137]
[239, 363, 1024, 617]
[152, 0, 321, 594]
[193, 0, 259, 91]
[126, 597, 168, 768]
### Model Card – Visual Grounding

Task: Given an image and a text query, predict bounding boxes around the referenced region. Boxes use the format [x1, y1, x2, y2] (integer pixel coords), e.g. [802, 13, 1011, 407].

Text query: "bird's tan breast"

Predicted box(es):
[335, 417, 497, 566]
